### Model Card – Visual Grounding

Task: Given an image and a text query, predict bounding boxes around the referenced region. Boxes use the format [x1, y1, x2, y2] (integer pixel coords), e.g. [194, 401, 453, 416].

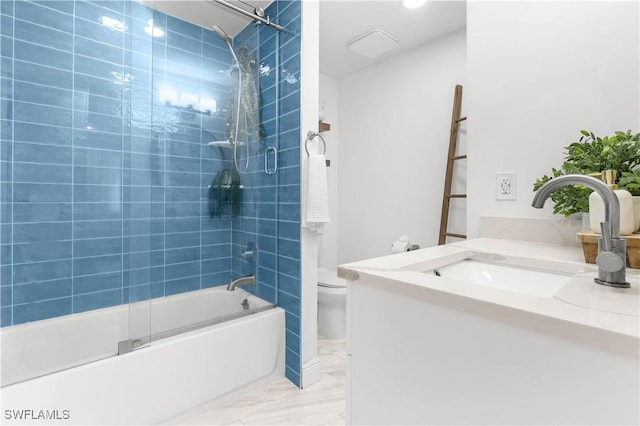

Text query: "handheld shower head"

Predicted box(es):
[212, 25, 230, 42]
[212, 25, 239, 66]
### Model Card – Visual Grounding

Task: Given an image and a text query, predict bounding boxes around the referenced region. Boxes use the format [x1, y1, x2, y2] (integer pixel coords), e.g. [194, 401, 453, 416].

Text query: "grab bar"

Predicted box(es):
[265, 146, 278, 175]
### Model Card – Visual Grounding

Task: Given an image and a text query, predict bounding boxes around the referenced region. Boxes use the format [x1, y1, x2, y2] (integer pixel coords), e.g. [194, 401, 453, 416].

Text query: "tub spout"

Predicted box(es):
[532, 174, 628, 288]
[227, 274, 255, 291]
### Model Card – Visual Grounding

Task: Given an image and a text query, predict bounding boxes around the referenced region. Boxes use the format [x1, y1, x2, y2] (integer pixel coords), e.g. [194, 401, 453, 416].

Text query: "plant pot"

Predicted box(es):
[588, 170, 635, 235]
[634, 196, 640, 232]
[577, 230, 640, 269]
[580, 212, 590, 230]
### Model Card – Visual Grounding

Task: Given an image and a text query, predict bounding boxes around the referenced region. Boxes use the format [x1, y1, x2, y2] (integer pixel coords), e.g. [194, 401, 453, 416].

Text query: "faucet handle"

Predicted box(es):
[240, 242, 257, 263]
[597, 221, 624, 272]
[596, 251, 625, 273]
[599, 221, 613, 252]
[240, 249, 254, 261]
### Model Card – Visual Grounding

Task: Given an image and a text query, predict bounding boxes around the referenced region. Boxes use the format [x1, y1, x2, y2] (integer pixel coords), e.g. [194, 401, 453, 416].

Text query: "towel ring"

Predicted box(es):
[305, 131, 326, 156]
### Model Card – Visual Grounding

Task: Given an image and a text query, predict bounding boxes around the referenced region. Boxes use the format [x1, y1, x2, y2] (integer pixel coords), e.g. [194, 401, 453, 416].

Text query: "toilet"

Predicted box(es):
[317, 267, 347, 339]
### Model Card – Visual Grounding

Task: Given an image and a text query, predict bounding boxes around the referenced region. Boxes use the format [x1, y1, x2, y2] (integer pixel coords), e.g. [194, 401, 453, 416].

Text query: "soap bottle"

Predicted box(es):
[589, 169, 635, 235]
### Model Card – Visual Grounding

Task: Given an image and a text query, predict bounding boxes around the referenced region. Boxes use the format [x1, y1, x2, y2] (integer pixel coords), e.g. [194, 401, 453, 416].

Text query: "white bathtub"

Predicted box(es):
[1, 287, 285, 425]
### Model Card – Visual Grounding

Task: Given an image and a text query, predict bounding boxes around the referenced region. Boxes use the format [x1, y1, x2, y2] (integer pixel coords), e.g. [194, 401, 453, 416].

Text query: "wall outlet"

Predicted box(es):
[496, 172, 516, 200]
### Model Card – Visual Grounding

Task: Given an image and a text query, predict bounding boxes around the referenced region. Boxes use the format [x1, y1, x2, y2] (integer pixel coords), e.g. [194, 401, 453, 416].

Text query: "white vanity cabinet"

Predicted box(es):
[341, 239, 639, 425]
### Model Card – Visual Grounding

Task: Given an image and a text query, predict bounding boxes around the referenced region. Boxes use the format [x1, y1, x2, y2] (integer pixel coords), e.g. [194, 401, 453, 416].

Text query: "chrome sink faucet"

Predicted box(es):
[532, 174, 629, 288]
[227, 274, 255, 291]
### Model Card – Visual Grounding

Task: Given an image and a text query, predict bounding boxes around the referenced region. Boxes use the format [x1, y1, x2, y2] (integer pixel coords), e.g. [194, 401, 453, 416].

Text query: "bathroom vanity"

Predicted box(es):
[339, 238, 639, 425]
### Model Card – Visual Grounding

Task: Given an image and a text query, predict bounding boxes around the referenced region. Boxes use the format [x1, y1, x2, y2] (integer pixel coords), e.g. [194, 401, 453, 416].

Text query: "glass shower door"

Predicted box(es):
[0, 0, 154, 383]
[229, 22, 278, 306]
[120, 2, 156, 353]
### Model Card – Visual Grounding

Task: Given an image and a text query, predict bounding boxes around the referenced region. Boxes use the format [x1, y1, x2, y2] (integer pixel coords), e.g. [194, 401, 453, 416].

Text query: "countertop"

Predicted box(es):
[338, 238, 640, 344]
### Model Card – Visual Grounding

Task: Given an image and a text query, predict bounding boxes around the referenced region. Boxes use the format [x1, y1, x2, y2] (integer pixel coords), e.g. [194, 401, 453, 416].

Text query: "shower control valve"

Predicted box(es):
[240, 242, 257, 263]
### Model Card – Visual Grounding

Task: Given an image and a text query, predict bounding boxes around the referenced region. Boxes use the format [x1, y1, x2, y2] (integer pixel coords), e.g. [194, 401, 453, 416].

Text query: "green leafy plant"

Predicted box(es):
[533, 168, 593, 216]
[533, 129, 640, 216]
[565, 130, 640, 172]
[619, 170, 640, 196]
[209, 168, 242, 218]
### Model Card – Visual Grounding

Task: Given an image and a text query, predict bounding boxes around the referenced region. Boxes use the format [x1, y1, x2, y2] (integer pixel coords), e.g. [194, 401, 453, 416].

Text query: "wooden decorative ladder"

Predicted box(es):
[438, 84, 467, 245]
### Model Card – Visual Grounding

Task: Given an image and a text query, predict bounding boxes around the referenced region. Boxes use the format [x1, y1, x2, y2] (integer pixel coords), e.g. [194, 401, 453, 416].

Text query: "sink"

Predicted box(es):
[426, 259, 573, 297]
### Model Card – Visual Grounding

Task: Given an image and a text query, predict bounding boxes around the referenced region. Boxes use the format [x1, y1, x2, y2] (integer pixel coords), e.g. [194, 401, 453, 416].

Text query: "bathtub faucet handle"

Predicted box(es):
[241, 249, 254, 261]
[240, 242, 257, 263]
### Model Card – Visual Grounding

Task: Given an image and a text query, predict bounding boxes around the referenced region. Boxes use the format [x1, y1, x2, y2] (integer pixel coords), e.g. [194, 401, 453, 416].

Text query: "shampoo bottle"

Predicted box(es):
[589, 170, 635, 235]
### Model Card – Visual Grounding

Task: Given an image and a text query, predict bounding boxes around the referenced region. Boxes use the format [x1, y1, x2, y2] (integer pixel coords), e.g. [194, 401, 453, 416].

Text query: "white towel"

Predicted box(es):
[304, 154, 330, 232]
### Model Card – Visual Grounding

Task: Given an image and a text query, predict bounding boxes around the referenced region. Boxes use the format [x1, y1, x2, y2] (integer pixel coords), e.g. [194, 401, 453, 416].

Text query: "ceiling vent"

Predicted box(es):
[347, 29, 399, 59]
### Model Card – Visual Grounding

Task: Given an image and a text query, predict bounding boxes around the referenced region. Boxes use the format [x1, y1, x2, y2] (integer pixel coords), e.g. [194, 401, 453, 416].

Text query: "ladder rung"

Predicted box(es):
[447, 194, 467, 198]
[456, 116, 467, 122]
[451, 155, 467, 160]
[445, 232, 467, 239]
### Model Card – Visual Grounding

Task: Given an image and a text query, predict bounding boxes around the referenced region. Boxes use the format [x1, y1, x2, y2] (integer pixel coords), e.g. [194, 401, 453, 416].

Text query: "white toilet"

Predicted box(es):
[317, 267, 347, 339]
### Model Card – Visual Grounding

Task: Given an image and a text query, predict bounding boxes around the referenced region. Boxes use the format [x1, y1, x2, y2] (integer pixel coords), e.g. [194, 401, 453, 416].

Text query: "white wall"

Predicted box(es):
[299, 0, 320, 387]
[466, 1, 640, 238]
[318, 74, 340, 270]
[337, 30, 467, 264]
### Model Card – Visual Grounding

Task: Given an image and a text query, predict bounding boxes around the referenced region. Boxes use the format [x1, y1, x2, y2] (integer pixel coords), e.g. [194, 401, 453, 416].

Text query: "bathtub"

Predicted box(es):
[1, 287, 285, 425]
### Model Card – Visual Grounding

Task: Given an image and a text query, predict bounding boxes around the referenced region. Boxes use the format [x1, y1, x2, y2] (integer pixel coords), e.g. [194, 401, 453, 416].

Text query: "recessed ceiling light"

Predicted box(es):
[402, 0, 427, 9]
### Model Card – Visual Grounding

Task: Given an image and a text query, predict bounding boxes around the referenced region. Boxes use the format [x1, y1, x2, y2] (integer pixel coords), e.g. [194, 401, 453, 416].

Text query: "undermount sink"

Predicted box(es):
[426, 259, 574, 297]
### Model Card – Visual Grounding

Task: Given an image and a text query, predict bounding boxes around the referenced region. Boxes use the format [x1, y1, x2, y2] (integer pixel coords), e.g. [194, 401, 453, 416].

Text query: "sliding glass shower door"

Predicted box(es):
[0, 0, 155, 384]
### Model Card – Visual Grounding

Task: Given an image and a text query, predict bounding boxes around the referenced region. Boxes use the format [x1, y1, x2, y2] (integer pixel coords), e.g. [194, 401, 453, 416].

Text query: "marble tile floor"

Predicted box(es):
[183, 336, 347, 425]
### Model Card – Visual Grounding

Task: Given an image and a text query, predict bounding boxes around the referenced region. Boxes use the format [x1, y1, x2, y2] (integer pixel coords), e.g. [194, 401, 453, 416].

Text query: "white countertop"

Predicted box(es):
[338, 238, 640, 341]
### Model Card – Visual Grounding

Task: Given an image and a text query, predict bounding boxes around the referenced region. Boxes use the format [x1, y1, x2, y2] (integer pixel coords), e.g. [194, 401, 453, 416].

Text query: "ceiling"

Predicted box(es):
[320, 1, 466, 78]
[137, 0, 274, 35]
[140, 0, 467, 79]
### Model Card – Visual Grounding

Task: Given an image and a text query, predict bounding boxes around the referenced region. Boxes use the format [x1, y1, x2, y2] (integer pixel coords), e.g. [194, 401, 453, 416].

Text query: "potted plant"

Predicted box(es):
[533, 129, 640, 217]
[619, 169, 640, 231]
[533, 130, 640, 266]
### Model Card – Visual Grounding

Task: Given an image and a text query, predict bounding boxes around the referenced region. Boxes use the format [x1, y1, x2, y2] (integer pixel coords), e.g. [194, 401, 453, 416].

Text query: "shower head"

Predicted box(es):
[212, 25, 240, 66]
[212, 25, 231, 42]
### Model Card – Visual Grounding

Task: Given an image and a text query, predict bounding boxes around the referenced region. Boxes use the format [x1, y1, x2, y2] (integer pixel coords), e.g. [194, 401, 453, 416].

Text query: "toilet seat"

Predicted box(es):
[318, 282, 344, 289]
[318, 267, 347, 289]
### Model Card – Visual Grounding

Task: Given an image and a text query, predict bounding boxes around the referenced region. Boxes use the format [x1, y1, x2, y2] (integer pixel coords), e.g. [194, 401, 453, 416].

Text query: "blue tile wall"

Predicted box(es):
[0, 0, 239, 324]
[234, 0, 302, 387]
[1, 0, 302, 387]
